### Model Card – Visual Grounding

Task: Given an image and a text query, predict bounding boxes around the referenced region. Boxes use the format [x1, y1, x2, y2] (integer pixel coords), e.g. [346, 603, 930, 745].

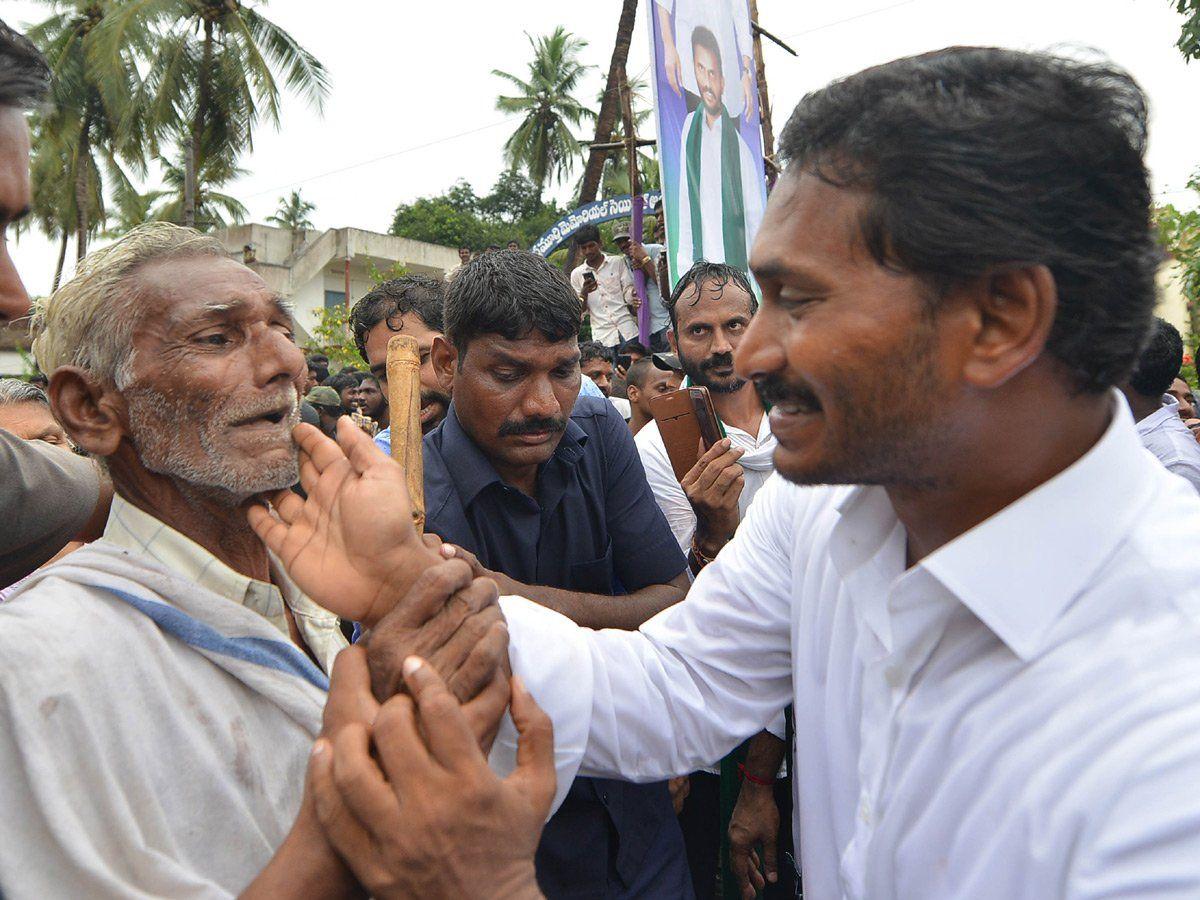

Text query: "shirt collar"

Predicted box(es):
[1136, 394, 1181, 436]
[102, 494, 331, 640]
[439, 403, 589, 509]
[918, 391, 1158, 660]
[835, 391, 1159, 661]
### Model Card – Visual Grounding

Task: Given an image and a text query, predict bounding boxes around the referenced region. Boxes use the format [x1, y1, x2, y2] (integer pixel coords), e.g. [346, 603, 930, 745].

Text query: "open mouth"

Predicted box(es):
[231, 407, 291, 428]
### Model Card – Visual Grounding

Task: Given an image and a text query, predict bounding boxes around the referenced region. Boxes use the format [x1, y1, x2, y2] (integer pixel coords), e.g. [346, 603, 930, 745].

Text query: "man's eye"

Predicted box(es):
[494, 371, 522, 383]
[198, 333, 230, 346]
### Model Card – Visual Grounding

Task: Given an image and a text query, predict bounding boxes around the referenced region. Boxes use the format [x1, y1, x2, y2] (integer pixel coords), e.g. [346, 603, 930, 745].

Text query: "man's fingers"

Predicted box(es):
[372, 692, 437, 785]
[292, 422, 349, 474]
[323, 645, 379, 736]
[245, 504, 287, 556]
[270, 489, 306, 526]
[445, 616, 509, 704]
[401, 656, 487, 773]
[309, 739, 378, 872]
[329, 723, 401, 829]
[461, 665, 512, 754]
[763, 834, 779, 883]
[376, 558, 475, 631]
[338, 414, 397, 477]
[505, 674, 557, 819]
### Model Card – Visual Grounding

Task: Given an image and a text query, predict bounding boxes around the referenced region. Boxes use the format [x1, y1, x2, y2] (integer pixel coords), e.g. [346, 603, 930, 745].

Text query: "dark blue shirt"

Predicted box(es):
[423, 395, 690, 898]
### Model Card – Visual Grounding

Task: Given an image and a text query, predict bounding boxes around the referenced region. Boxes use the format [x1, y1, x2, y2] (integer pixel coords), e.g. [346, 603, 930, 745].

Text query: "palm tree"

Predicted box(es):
[20, 116, 76, 289]
[151, 152, 248, 230]
[25, 0, 146, 262]
[267, 189, 316, 252]
[585, 74, 657, 197]
[493, 27, 594, 197]
[95, 0, 329, 228]
[577, 0, 639, 209]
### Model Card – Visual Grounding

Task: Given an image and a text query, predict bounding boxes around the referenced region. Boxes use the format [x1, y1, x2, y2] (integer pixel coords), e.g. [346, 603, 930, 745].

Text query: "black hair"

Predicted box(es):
[574, 224, 601, 246]
[1127, 318, 1183, 398]
[323, 372, 360, 396]
[349, 275, 445, 363]
[666, 260, 758, 333]
[445, 249, 582, 356]
[777, 46, 1160, 393]
[0, 19, 50, 109]
[691, 26, 722, 71]
[485, 244, 502, 253]
[617, 338, 650, 357]
[578, 341, 612, 366]
[626, 356, 658, 390]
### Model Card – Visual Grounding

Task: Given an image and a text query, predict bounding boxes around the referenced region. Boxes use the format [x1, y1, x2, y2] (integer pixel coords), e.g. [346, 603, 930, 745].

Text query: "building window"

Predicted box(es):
[324, 290, 346, 309]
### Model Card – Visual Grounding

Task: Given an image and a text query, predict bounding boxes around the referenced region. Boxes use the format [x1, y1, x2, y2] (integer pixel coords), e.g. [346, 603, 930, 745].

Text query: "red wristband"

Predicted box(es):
[738, 763, 774, 787]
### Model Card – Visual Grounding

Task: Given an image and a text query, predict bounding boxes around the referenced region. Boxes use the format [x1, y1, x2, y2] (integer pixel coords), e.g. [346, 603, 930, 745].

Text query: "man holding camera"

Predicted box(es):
[570, 224, 640, 353]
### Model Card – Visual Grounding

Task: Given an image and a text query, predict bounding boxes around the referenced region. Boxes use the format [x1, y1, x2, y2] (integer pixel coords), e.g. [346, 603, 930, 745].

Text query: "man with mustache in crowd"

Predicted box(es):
[0, 20, 110, 587]
[422, 248, 693, 897]
[0, 222, 516, 897]
[349, 275, 452, 454]
[634, 261, 788, 898]
[294, 48, 1200, 898]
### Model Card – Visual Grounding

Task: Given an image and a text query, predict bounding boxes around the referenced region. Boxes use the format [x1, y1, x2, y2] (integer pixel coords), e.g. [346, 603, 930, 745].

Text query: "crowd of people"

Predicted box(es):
[3, 13, 1200, 900]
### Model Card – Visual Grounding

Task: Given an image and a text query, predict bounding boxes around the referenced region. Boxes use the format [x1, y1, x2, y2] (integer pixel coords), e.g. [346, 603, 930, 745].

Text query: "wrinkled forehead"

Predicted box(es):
[132, 254, 290, 332]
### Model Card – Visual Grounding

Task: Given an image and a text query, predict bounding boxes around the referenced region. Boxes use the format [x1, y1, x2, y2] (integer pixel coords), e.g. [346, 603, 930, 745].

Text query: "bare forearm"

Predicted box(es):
[742, 730, 787, 782]
[241, 799, 364, 900]
[491, 573, 687, 630]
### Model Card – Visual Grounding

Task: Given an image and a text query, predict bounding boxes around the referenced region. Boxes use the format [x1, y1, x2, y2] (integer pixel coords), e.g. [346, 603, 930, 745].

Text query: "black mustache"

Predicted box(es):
[755, 374, 820, 409]
[498, 416, 567, 437]
[700, 352, 736, 372]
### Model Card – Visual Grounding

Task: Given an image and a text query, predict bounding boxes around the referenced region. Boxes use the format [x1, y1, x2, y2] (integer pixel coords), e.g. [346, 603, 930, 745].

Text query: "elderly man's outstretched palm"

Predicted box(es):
[248, 416, 437, 628]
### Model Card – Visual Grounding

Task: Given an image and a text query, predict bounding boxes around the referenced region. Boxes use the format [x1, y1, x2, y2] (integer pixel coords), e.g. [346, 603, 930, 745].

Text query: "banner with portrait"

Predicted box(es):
[647, 0, 769, 290]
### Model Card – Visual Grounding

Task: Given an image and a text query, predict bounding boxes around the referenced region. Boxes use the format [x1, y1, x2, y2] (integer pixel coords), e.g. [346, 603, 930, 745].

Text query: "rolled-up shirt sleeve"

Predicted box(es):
[0, 431, 100, 587]
[504, 474, 797, 786]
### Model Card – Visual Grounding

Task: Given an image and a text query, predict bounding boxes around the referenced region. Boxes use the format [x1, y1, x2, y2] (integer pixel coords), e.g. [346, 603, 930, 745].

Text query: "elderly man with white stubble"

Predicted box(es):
[0, 222, 544, 898]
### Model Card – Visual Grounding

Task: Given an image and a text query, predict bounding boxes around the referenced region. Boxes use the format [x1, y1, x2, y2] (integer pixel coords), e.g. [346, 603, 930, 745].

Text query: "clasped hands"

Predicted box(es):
[245, 417, 553, 898]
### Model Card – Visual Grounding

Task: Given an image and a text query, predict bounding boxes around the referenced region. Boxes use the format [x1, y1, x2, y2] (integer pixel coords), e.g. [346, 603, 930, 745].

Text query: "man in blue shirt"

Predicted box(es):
[424, 249, 692, 897]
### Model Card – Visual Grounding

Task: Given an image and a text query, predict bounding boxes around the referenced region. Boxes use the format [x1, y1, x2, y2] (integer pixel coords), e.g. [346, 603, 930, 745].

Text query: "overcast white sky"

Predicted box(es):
[9, 0, 1200, 297]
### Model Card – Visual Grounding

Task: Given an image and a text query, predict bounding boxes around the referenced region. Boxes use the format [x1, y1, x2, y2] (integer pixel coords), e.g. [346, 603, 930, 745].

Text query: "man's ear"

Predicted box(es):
[626, 383, 641, 405]
[431, 335, 456, 392]
[958, 263, 1057, 390]
[49, 366, 127, 457]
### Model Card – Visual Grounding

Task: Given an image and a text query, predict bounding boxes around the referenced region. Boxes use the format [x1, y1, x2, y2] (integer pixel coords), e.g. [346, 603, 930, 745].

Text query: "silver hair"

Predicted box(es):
[0, 378, 48, 406]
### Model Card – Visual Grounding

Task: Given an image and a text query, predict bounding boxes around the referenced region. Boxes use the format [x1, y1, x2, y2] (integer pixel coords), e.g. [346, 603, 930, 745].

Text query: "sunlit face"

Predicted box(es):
[356, 375, 386, 420]
[581, 357, 614, 397]
[118, 255, 304, 503]
[0, 400, 69, 449]
[459, 248, 471, 263]
[693, 42, 725, 118]
[628, 369, 683, 418]
[739, 171, 952, 487]
[0, 107, 33, 325]
[669, 279, 754, 394]
[364, 313, 450, 433]
[450, 332, 581, 474]
[1169, 377, 1196, 420]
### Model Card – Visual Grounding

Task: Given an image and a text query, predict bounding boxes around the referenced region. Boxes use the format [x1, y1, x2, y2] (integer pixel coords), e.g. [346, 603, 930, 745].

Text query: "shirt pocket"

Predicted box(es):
[567, 539, 615, 595]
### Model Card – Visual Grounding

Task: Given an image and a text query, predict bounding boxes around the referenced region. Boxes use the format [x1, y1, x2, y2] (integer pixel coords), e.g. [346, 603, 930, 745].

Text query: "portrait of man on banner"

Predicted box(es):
[650, 0, 768, 287]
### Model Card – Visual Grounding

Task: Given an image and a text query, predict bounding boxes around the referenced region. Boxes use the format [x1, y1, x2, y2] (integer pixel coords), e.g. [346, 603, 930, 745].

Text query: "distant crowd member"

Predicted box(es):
[348, 274, 451, 454]
[322, 370, 361, 412]
[355, 373, 388, 429]
[570, 223, 639, 352]
[0, 377, 69, 448]
[423, 248, 692, 897]
[1169, 375, 1197, 420]
[625, 355, 682, 435]
[506, 238, 520, 251]
[447, 245, 472, 281]
[484, 243, 502, 254]
[614, 223, 671, 351]
[1121, 317, 1200, 492]
[303, 385, 345, 438]
[612, 337, 649, 398]
[579, 339, 631, 420]
[304, 352, 329, 391]
[0, 19, 110, 587]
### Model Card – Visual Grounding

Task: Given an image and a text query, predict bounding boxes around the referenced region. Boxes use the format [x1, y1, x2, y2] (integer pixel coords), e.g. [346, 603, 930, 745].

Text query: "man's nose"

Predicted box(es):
[0, 247, 31, 325]
[251, 324, 305, 389]
[736, 309, 786, 383]
[711, 328, 734, 356]
[520, 376, 560, 419]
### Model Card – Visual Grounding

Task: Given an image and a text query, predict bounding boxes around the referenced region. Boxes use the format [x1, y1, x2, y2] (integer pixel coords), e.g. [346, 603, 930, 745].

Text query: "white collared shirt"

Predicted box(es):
[1134, 394, 1200, 494]
[104, 495, 347, 673]
[504, 393, 1200, 898]
[635, 409, 776, 551]
[570, 255, 638, 347]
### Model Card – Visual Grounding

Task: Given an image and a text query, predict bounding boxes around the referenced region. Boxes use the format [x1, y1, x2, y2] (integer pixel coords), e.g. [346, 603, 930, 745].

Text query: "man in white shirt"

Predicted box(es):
[1121, 317, 1200, 493]
[674, 26, 766, 278]
[569, 224, 639, 351]
[258, 48, 1200, 899]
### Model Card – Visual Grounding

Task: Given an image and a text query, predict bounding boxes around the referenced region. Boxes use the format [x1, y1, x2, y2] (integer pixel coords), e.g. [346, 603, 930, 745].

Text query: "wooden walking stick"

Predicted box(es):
[386, 334, 425, 533]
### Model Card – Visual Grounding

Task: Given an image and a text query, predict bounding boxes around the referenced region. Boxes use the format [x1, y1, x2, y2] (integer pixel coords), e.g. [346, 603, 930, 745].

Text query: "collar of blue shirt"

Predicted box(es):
[435, 402, 590, 509]
[831, 391, 1156, 662]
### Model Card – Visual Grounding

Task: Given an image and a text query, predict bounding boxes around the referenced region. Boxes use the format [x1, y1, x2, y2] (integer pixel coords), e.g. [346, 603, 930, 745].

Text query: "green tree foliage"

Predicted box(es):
[391, 171, 563, 251]
[1172, 0, 1200, 60]
[493, 27, 594, 196]
[150, 151, 248, 230]
[1157, 171, 1200, 344]
[267, 189, 316, 232]
[25, 0, 146, 262]
[94, 0, 329, 228]
[308, 305, 359, 370]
